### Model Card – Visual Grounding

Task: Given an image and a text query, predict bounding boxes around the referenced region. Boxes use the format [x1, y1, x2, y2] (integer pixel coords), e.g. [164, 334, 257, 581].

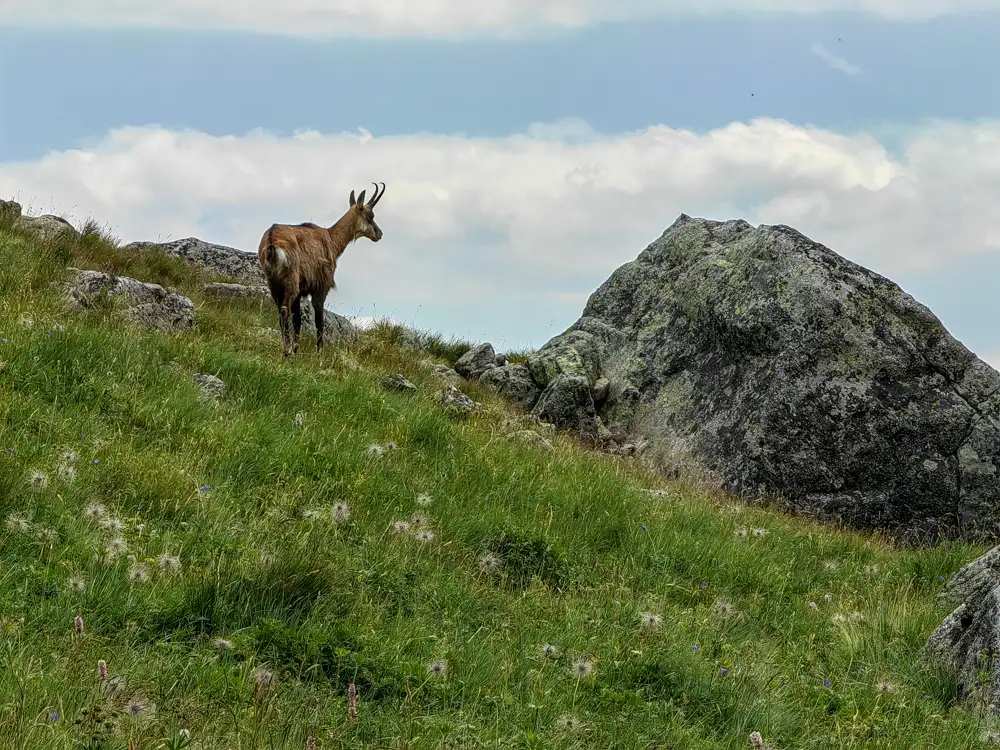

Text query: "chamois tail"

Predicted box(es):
[261, 225, 285, 272]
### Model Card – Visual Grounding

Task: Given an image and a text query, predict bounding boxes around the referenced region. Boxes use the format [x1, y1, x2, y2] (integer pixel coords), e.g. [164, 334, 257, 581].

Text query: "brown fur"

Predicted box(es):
[257, 183, 384, 356]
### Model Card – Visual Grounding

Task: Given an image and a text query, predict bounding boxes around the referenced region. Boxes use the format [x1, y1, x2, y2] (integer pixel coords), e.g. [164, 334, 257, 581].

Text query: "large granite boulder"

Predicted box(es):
[1, 200, 80, 241]
[123, 237, 266, 287]
[480, 364, 542, 411]
[925, 545, 1000, 708]
[544, 213, 1000, 541]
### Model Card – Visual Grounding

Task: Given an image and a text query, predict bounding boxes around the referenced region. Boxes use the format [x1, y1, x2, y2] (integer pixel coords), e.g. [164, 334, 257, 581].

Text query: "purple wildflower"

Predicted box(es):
[93, 458, 99, 465]
[720, 668, 729, 676]
[824, 679, 832, 688]
[692, 645, 699, 653]
[700, 581, 708, 590]
[198, 485, 211, 493]
[641, 525, 647, 531]
[48, 711, 59, 722]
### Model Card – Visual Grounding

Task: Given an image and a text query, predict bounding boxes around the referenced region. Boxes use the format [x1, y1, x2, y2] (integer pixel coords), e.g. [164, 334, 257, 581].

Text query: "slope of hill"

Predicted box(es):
[0, 213, 993, 749]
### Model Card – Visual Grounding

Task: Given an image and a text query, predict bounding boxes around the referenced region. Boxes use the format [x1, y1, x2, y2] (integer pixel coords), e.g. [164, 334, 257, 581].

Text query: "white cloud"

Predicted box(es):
[2, 117, 1000, 349]
[0, 0, 999, 37]
[811, 42, 863, 75]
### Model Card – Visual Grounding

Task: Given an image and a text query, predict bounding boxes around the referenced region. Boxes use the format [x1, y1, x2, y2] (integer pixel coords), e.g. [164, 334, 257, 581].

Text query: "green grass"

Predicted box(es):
[0, 216, 994, 749]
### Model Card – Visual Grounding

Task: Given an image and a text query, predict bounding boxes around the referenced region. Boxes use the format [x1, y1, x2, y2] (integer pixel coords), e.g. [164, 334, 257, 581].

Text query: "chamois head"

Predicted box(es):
[348, 182, 385, 242]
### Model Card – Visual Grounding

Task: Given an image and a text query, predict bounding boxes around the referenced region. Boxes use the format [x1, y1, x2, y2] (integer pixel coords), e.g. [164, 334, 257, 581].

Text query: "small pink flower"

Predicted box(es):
[74, 615, 84, 634]
[348, 682, 358, 719]
[305, 734, 317, 750]
[97, 659, 108, 680]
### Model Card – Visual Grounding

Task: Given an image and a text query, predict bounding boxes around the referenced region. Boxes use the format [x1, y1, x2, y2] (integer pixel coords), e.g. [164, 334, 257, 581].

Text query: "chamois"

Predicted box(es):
[257, 182, 385, 357]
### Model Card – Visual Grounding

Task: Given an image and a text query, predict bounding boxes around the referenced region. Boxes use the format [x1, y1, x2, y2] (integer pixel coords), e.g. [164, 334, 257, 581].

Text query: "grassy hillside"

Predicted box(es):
[0, 214, 994, 749]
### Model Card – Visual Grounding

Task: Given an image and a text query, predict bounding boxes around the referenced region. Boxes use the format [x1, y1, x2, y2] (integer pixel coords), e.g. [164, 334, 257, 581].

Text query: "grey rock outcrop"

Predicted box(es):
[531, 374, 600, 440]
[124, 237, 266, 286]
[15, 212, 80, 241]
[202, 282, 269, 300]
[421, 360, 463, 388]
[542, 213, 1000, 541]
[193, 373, 227, 402]
[382, 374, 417, 393]
[455, 342, 497, 380]
[526, 329, 602, 388]
[437, 385, 482, 420]
[1, 199, 22, 222]
[507, 429, 554, 452]
[480, 364, 542, 411]
[65, 269, 195, 332]
[925, 545, 1000, 707]
[298, 309, 358, 345]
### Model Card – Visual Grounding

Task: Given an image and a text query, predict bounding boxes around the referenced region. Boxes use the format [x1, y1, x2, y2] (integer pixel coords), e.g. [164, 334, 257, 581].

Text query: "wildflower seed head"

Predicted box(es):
[364, 443, 386, 458]
[752, 528, 769, 537]
[97, 659, 108, 680]
[639, 611, 664, 631]
[60, 450, 78, 464]
[385, 441, 397, 451]
[427, 659, 448, 678]
[391, 520, 411, 534]
[416, 493, 433, 507]
[570, 658, 594, 679]
[84, 503, 107, 521]
[6, 512, 30, 534]
[123, 697, 153, 717]
[99, 516, 125, 535]
[415, 529, 436, 543]
[734, 526, 749, 538]
[57, 464, 76, 483]
[875, 679, 896, 694]
[831, 613, 848, 625]
[540, 643, 560, 659]
[555, 714, 584, 731]
[824, 592, 833, 603]
[294, 412, 304, 428]
[331, 502, 351, 524]
[105, 537, 127, 556]
[128, 563, 150, 584]
[809, 601, 819, 610]
[410, 513, 429, 527]
[212, 637, 233, 650]
[156, 554, 182, 574]
[749, 732, 765, 749]
[252, 666, 275, 690]
[713, 599, 737, 619]
[29, 470, 48, 492]
[68, 576, 86, 594]
[477, 552, 502, 573]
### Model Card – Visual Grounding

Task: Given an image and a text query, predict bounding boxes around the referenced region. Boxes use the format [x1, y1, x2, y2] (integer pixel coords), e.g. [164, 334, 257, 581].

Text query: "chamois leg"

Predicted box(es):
[291, 295, 304, 355]
[279, 286, 299, 358]
[312, 294, 326, 352]
[268, 280, 293, 358]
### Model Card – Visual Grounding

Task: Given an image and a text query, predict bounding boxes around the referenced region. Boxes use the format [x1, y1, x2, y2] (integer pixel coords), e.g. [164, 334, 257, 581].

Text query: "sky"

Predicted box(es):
[1, 3, 1000, 363]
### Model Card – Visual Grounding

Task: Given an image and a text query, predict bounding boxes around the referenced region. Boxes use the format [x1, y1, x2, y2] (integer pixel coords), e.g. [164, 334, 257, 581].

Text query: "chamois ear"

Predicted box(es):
[356, 189, 367, 207]
[349, 189, 356, 206]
